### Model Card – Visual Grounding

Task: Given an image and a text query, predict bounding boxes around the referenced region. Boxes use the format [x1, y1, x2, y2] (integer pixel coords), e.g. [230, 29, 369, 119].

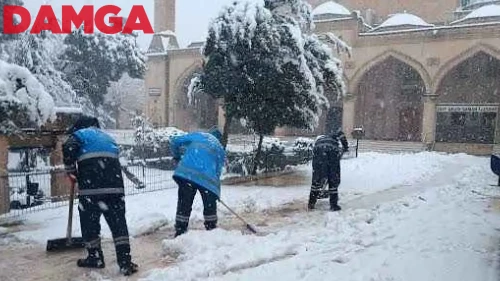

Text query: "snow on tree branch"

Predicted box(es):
[0, 59, 55, 133]
[319, 32, 352, 57]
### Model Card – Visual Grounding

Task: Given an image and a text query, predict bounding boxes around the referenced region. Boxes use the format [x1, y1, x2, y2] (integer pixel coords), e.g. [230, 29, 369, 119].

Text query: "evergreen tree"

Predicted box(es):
[191, 1, 262, 147]
[13, 31, 77, 106]
[0, 60, 55, 133]
[60, 28, 146, 114]
[192, 0, 345, 174]
[105, 73, 145, 128]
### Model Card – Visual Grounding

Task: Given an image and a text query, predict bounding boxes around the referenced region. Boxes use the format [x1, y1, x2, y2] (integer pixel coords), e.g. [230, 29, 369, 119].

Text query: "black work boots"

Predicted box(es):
[120, 261, 139, 276]
[308, 192, 342, 211]
[329, 193, 341, 212]
[77, 249, 105, 269]
[77, 248, 138, 276]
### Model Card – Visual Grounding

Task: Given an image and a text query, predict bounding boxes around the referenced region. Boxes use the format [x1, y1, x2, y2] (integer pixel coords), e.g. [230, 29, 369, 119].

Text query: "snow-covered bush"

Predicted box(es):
[130, 115, 186, 158]
[0, 59, 55, 133]
[135, 126, 186, 150]
[262, 137, 286, 154]
[293, 137, 314, 150]
[226, 151, 254, 176]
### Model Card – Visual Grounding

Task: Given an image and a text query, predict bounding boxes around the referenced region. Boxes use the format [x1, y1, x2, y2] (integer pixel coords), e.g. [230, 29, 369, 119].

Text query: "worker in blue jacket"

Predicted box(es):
[63, 116, 138, 276]
[170, 126, 226, 237]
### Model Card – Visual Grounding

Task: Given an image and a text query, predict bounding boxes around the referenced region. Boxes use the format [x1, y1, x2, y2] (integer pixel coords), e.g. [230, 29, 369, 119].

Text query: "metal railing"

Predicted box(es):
[1, 140, 359, 222]
[0, 163, 176, 222]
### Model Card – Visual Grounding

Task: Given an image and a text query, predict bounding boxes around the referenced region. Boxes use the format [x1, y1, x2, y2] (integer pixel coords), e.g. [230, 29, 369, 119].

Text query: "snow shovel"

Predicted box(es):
[218, 199, 258, 234]
[46, 180, 85, 252]
[122, 166, 145, 189]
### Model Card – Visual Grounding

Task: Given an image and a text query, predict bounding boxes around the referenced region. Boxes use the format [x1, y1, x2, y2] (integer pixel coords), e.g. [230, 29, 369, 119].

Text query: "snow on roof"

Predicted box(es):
[360, 20, 500, 36]
[464, 4, 500, 19]
[158, 30, 176, 37]
[467, 0, 500, 7]
[312, 1, 350, 16]
[187, 41, 205, 48]
[161, 36, 171, 50]
[374, 13, 433, 30]
[54, 107, 83, 114]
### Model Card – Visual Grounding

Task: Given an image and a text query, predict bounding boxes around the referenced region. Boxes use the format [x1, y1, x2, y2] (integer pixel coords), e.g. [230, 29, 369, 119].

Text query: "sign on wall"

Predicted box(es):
[436, 105, 498, 113]
[148, 88, 161, 96]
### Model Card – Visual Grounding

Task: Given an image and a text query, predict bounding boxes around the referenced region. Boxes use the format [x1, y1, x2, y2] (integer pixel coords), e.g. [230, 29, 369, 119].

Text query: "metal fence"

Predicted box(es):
[0, 163, 176, 223]
[0, 141, 358, 223]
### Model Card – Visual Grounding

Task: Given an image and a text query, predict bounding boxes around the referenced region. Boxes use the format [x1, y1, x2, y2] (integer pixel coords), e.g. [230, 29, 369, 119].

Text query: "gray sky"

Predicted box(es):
[24, 0, 262, 50]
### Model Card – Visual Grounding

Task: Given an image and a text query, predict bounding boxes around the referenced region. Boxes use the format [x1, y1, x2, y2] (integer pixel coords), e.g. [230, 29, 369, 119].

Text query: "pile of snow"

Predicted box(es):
[0, 59, 55, 131]
[9, 152, 470, 243]
[372, 13, 434, 31]
[312, 1, 351, 16]
[463, 4, 500, 19]
[3, 152, 499, 281]
[142, 154, 498, 281]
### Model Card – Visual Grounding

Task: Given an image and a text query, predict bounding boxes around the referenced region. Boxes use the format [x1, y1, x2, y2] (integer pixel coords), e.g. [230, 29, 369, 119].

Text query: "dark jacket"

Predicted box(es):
[312, 131, 348, 167]
[333, 130, 349, 152]
[63, 127, 124, 196]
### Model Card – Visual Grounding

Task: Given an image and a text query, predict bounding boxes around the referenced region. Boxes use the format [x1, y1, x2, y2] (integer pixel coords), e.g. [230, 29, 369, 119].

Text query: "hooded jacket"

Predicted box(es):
[63, 117, 124, 196]
[170, 131, 225, 198]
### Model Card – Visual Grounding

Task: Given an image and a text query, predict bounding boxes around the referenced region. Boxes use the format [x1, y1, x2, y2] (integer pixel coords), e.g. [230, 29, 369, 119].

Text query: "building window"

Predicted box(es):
[436, 108, 497, 144]
[486, 60, 500, 77]
[451, 112, 466, 126]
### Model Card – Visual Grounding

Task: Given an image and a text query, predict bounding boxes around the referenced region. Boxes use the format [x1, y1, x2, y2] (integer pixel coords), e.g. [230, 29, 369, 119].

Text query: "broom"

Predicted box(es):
[46, 179, 85, 252]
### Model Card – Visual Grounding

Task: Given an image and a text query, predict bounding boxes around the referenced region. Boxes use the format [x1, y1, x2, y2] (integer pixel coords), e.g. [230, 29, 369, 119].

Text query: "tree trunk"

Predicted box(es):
[221, 114, 233, 149]
[252, 134, 264, 175]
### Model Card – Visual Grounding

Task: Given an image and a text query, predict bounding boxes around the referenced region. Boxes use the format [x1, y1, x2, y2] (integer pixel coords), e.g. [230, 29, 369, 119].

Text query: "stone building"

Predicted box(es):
[144, 0, 500, 154]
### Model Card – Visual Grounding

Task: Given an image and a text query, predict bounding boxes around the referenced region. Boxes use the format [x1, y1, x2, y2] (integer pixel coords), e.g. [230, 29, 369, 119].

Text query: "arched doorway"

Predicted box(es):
[435, 52, 500, 144]
[175, 69, 219, 130]
[355, 57, 425, 141]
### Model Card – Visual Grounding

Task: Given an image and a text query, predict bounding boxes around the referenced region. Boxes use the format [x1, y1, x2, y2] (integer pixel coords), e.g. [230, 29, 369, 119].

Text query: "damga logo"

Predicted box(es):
[3, 5, 154, 34]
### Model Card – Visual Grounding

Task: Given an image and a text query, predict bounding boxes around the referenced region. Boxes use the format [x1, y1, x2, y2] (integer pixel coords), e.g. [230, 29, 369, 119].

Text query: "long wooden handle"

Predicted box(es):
[218, 199, 258, 234]
[66, 181, 75, 241]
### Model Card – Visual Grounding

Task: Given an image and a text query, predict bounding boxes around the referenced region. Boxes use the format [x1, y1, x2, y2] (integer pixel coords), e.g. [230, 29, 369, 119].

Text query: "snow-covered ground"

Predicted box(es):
[1, 152, 499, 281]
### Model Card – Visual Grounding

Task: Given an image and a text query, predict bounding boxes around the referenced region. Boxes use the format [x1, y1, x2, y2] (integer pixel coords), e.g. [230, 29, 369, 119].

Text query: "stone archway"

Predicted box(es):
[174, 68, 219, 130]
[433, 44, 500, 91]
[434, 51, 500, 144]
[349, 50, 432, 95]
[354, 56, 427, 141]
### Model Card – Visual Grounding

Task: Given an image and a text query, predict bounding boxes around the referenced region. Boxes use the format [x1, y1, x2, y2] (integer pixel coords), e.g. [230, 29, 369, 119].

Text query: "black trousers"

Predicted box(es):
[78, 194, 131, 267]
[174, 176, 218, 235]
[309, 152, 341, 206]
